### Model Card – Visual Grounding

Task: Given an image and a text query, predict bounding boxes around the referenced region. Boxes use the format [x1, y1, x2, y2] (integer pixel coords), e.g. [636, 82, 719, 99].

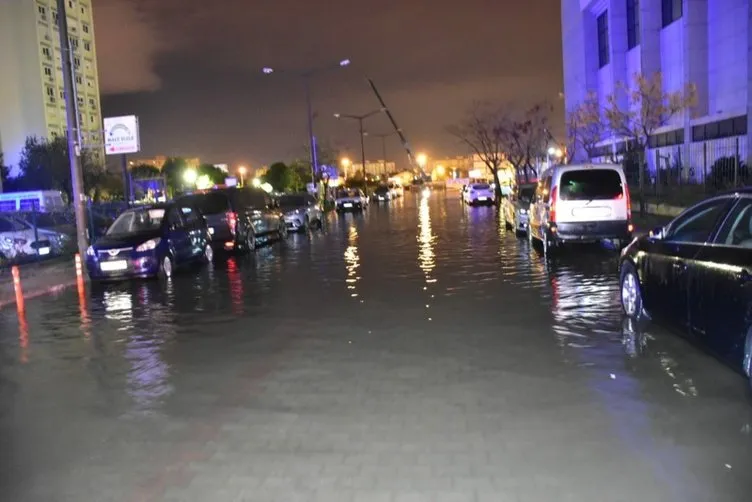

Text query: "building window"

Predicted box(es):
[53, 11, 58, 24]
[82, 23, 89, 33]
[597, 11, 609, 68]
[76, 76, 82, 84]
[38, 5, 47, 18]
[42, 46, 51, 59]
[45, 86, 54, 97]
[83, 41, 91, 51]
[662, 0, 682, 27]
[74, 57, 80, 68]
[627, 0, 640, 49]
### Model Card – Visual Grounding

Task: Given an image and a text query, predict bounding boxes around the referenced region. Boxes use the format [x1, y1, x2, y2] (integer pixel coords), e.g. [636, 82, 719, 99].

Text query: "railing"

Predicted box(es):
[0, 203, 124, 269]
[624, 135, 749, 208]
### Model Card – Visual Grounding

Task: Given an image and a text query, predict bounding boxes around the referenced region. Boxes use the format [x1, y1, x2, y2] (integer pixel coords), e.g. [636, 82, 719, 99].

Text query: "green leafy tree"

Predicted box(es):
[129, 163, 161, 179]
[262, 162, 294, 192]
[160, 157, 187, 196]
[197, 163, 227, 185]
[16, 135, 102, 202]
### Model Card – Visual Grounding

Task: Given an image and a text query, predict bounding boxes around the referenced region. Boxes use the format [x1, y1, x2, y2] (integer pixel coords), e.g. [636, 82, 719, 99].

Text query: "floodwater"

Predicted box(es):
[1, 191, 751, 501]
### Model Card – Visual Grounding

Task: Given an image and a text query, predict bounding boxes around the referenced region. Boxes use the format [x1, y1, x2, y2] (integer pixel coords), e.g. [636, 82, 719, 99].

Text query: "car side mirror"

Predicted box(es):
[649, 226, 664, 239]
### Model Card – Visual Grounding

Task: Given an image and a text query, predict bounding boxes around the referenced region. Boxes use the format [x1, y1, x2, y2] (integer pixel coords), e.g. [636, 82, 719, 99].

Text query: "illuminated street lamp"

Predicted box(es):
[262, 59, 351, 186]
[252, 177, 262, 188]
[334, 109, 384, 196]
[340, 157, 351, 178]
[238, 165, 247, 186]
[183, 168, 198, 186]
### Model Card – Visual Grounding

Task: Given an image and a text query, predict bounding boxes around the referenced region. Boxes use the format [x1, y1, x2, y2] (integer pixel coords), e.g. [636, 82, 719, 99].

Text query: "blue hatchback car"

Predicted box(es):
[86, 203, 212, 280]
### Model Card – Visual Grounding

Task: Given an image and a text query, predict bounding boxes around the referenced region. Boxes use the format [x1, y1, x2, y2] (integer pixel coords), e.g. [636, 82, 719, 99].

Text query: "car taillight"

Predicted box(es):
[227, 212, 237, 235]
[549, 186, 558, 223]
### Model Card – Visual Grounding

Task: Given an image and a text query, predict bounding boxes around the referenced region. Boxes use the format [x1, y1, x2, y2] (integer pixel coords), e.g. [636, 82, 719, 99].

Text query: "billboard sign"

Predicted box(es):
[104, 115, 140, 155]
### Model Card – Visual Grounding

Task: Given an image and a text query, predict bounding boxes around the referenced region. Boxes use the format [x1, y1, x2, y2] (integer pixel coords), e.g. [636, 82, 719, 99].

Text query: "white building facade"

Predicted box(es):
[562, 0, 752, 181]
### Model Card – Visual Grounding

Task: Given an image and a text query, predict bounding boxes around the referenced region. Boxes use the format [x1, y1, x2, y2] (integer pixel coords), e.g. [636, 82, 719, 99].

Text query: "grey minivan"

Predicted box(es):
[177, 188, 287, 253]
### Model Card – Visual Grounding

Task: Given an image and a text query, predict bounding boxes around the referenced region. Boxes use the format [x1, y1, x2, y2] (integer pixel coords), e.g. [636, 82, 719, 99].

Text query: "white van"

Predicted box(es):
[528, 164, 633, 254]
[0, 190, 66, 213]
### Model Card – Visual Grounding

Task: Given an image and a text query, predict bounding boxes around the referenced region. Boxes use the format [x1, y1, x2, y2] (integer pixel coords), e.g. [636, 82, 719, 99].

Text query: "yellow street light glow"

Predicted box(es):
[435, 165, 446, 176]
[260, 182, 273, 193]
[183, 168, 198, 185]
[238, 165, 247, 175]
[252, 177, 262, 187]
[340, 157, 351, 167]
[196, 174, 213, 190]
[416, 152, 427, 167]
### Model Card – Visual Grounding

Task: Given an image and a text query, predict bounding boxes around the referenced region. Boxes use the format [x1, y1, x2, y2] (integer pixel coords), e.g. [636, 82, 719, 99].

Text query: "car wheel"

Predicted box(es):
[203, 244, 213, 263]
[159, 254, 174, 279]
[246, 230, 256, 252]
[620, 262, 644, 319]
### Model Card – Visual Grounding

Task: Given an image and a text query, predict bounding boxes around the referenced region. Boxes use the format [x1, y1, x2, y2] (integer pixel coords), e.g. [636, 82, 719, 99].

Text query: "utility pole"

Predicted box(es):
[303, 75, 317, 187]
[358, 118, 367, 195]
[56, 0, 88, 259]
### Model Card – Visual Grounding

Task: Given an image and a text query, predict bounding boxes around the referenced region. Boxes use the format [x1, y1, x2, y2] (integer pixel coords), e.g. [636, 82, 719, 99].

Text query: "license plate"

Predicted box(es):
[343, 203, 353, 208]
[38, 247, 50, 256]
[100, 260, 127, 272]
[478, 197, 487, 201]
[571, 207, 612, 218]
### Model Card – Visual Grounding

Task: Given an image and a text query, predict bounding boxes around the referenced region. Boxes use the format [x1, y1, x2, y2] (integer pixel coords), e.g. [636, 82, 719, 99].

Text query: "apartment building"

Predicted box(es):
[561, 0, 752, 176]
[0, 0, 103, 173]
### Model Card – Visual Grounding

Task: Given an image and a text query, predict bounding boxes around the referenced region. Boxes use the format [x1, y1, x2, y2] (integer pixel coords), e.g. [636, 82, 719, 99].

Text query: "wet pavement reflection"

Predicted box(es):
[1, 190, 751, 501]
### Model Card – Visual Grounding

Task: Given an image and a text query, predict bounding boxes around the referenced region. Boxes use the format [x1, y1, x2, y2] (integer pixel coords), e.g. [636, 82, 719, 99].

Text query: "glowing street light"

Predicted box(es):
[252, 177, 262, 188]
[260, 182, 273, 194]
[416, 152, 428, 168]
[238, 165, 247, 186]
[183, 168, 198, 185]
[340, 157, 351, 178]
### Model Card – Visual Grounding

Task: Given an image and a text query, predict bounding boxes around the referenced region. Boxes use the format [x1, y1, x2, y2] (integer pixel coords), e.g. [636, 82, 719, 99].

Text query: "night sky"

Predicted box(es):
[96, 0, 563, 170]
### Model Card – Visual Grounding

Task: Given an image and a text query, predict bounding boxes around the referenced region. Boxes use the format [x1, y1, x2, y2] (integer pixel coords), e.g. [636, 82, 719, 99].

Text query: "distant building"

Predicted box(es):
[349, 160, 396, 178]
[128, 156, 200, 171]
[430, 156, 474, 178]
[561, 0, 752, 175]
[0, 0, 104, 172]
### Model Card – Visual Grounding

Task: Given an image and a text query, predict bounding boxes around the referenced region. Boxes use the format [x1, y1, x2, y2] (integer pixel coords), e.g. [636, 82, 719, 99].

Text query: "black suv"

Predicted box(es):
[177, 188, 286, 252]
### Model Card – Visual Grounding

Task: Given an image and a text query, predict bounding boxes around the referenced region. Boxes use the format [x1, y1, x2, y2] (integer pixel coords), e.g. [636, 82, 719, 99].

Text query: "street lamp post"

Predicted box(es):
[334, 109, 384, 196]
[262, 59, 350, 191]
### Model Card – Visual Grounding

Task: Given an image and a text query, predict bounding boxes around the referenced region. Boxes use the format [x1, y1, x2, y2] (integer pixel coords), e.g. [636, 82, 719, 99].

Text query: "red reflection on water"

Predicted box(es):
[77, 275, 91, 339]
[226, 258, 244, 315]
[12, 267, 28, 363]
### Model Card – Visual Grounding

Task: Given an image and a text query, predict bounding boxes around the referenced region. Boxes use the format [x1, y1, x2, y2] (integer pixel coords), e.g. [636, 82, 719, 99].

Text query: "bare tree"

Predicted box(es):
[565, 91, 606, 162]
[448, 102, 509, 200]
[604, 72, 696, 214]
[500, 103, 552, 183]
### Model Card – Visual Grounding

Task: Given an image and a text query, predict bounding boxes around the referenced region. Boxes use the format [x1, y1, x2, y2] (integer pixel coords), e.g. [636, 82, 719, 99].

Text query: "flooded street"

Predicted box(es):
[2, 191, 752, 501]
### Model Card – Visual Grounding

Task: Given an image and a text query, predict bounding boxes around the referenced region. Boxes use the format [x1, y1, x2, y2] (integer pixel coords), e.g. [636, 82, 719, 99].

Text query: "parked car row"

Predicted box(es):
[85, 187, 321, 281]
[498, 162, 752, 393]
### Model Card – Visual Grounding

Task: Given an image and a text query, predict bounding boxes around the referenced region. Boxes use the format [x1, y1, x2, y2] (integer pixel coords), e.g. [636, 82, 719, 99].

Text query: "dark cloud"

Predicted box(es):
[98, 0, 563, 167]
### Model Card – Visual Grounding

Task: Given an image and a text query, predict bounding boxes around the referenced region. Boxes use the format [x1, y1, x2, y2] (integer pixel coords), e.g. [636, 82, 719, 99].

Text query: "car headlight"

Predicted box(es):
[86, 245, 95, 256]
[519, 208, 527, 214]
[135, 238, 161, 252]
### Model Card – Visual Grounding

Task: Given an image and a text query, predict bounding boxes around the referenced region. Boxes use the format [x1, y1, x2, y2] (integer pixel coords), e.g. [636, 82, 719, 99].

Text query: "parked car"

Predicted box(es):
[85, 203, 212, 280]
[502, 183, 536, 235]
[373, 185, 392, 202]
[277, 193, 323, 232]
[177, 187, 286, 253]
[462, 183, 495, 206]
[528, 163, 633, 255]
[5, 214, 71, 255]
[619, 189, 752, 391]
[335, 189, 368, 212]
[388, 182, 404, 198]
[0, 215, 53, 262]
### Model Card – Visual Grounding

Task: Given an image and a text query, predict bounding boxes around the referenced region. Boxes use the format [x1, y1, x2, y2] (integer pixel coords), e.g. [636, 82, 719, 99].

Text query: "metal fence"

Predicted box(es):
[0, 202, 124, 268]
[624, 135, 749, 207]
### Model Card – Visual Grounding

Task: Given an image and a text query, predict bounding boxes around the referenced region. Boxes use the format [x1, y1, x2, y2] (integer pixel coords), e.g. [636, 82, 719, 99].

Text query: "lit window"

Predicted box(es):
[597, 11, 609, 68]
[627, 0, 640, 49]
[661, 0, 682, 27]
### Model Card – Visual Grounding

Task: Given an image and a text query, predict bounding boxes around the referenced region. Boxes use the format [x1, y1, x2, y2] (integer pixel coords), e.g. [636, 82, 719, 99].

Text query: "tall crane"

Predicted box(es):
[366, 78, 426, 176]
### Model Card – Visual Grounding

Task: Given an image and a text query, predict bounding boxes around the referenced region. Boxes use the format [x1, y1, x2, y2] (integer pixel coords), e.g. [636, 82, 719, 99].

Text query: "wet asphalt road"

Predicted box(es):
[1, 191, 751, 502]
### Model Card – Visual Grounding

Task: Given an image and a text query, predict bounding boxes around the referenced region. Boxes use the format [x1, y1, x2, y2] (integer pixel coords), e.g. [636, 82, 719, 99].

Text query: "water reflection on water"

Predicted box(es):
[417, 193, 437, 320]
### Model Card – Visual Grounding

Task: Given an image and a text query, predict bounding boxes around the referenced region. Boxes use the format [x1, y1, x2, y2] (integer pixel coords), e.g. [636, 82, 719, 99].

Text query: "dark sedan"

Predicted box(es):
[86, 203, 212, 280]
[619, 189, 752, 389]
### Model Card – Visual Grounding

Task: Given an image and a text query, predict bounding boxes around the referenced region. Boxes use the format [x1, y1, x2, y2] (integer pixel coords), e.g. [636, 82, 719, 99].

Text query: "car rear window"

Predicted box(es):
[559, 169, 623, 201]
[182, 192, 230, 215]
[472, 184, 490, 190]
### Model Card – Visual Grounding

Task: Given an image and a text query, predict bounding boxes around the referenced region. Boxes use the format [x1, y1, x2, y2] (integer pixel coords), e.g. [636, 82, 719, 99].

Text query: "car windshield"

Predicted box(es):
[559, 169, 623, 201]
[518, 187, 535, 201]
[472, 184, 490, 190]
[375, 186, 389, 194]
[278, 195, 307, 207]
[337, 189, 358, 198]
[106, 209, 165, 235]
